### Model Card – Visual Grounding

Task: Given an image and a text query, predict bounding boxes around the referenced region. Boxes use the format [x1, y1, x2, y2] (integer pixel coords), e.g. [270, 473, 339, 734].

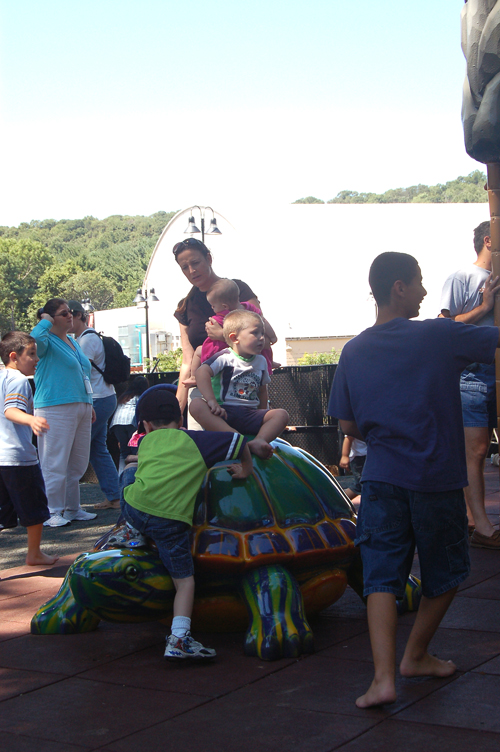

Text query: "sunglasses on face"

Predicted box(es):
[54, 310, 72, 317]
[172, 238, 207, 256]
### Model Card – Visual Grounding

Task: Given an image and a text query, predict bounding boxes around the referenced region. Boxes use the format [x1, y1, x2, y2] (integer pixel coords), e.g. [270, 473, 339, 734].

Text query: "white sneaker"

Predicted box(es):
[164, 632, 216, 661]
[63, 508, 97, 521]
[43, 513, 71, 527]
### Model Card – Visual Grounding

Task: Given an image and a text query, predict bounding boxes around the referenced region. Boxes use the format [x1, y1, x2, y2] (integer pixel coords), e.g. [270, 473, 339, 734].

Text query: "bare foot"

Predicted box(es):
[182, 376, 197, 388]
[356, 678, 396, 708]
[400, 653, 456, 678]
[26, 551, 59, 566]
[248, 438, 273, 459]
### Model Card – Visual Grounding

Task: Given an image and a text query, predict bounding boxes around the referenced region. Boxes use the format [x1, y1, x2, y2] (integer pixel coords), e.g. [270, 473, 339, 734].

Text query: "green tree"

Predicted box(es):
[61, 270, 116, 310]
[0, 238, 54, 333]
[292, 196, 325, 204]
[297, 348, 340, 365]
[145, 348, 183, 373]
[325, 171, 488, 205]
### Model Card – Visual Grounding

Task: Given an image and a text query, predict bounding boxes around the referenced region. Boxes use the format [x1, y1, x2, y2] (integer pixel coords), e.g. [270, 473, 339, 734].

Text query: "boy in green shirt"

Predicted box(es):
[121, 387, 251, 660]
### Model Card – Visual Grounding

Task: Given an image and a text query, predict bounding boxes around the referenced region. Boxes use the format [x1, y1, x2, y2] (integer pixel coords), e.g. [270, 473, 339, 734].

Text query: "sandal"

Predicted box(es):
[94, 500, 121, 510]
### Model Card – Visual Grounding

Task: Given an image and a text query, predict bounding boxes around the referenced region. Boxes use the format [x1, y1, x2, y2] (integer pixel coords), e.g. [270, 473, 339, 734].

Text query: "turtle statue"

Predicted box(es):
[31, 439, 419, 659]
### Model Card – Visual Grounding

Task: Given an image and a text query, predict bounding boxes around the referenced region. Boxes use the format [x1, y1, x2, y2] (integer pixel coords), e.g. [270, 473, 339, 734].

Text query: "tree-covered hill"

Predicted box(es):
[293, 170, 488, 205]
[0, 211, 175, 334]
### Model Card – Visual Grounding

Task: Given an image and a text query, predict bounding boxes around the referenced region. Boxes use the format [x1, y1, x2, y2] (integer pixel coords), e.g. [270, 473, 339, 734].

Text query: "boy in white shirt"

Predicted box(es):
[190, 310, 288, 459]
[0, 332, 58, 566]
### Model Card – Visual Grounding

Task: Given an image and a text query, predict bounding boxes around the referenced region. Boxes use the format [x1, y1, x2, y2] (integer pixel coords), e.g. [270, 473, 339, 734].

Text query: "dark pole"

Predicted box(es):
[145, 296, 150, 371]
[487, 165, 500, 435]
[201, 215, 205, 243]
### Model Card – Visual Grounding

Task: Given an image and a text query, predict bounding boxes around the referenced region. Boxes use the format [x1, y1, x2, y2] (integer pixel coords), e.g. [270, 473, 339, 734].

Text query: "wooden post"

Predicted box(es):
[487, 163, 500, 444]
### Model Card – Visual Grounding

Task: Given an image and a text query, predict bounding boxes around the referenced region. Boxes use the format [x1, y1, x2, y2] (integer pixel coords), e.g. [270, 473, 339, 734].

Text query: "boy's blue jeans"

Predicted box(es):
[355, 481, 470, 599]
[120, 465, 194, 579]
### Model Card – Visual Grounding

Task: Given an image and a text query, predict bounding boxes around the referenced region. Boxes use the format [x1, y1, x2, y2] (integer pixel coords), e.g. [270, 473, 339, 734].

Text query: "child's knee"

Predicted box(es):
[189, 398, 204, 417]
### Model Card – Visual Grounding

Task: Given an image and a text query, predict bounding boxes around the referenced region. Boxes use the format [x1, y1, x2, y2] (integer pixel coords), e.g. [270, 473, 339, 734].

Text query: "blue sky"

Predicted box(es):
[0, 0, 478, 225]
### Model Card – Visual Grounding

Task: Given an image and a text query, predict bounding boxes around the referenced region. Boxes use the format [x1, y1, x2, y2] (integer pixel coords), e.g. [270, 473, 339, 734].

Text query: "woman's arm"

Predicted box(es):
[176, 324, 195, 412]
[259, 385, 269, 409]
[30, 316, 54, 358]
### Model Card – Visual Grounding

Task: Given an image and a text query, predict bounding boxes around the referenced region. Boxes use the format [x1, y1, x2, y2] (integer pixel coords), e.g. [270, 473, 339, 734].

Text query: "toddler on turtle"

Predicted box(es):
[190, 309, 289, 459]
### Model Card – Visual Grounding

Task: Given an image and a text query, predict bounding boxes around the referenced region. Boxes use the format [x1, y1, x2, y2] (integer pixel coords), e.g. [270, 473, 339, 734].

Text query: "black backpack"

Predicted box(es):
[80, 329, 130, 385]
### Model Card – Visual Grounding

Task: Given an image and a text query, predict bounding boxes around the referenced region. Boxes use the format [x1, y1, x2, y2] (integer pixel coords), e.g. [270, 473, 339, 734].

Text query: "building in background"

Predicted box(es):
[285, 335, 354, 366]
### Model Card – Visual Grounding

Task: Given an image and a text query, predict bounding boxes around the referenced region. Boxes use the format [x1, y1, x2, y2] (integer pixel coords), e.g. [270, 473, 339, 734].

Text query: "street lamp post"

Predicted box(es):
[133, 288, 159, 371]
[183, 206, 222, 243]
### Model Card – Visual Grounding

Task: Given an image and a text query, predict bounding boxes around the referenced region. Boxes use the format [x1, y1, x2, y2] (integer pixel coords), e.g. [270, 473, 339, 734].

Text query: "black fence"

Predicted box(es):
[268, 365, 339, 466]
[143, 365, 340, 467]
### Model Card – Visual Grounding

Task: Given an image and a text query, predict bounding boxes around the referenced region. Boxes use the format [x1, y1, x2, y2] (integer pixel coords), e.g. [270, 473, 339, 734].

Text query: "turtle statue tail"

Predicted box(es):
[239, 564, 314, 661]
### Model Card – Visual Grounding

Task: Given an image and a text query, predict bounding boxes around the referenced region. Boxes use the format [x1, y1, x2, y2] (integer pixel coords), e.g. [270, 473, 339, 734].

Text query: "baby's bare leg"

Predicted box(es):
[183, 347, 203, 388]
[248, 409, 289, 459]
[189, 398, 234, 433]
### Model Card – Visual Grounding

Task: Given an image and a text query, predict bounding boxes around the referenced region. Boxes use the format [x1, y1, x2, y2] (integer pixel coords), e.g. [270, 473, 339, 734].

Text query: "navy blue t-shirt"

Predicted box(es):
[328, 317, 498, 492]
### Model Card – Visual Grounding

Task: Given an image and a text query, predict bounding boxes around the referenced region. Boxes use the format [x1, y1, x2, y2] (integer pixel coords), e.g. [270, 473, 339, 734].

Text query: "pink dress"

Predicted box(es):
[200, 302, 273, 375]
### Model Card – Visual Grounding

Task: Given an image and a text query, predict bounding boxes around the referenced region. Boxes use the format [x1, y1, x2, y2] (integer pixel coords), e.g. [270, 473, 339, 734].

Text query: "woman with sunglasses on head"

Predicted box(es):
[173, 238, 259, 424]
[30, 299, 97, 527]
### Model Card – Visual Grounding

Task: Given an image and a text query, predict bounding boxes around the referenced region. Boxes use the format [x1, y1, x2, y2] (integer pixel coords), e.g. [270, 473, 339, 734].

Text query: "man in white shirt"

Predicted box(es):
[69, 301, 120, 510]
[440, 221, 500, 549]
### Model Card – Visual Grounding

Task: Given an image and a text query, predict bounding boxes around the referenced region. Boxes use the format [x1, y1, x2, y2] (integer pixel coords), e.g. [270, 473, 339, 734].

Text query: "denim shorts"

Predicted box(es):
[355, 481, 470, 599]
[460, 366, 497, 428]
[0, 464, 50, 529]
[348, 455, 366, 495]
[121, 501, 194, 579]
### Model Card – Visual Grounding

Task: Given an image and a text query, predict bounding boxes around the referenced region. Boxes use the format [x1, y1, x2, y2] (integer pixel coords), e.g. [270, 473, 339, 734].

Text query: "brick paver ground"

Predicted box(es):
[0, 468, 499, 751]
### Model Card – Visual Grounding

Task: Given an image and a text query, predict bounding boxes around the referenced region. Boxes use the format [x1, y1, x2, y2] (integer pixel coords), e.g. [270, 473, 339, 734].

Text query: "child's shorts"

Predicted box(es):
[121, 500, 194, 579]
[223, 405, 268, 435]
[355, 481, 470, 599]
[0, 464, 50, 529]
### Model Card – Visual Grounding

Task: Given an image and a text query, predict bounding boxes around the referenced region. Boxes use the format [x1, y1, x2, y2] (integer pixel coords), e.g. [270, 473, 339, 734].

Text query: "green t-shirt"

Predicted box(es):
[123, 428, 246, 525]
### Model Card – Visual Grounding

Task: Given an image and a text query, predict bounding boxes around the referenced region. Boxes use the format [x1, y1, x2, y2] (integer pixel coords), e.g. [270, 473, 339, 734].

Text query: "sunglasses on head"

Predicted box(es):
[172, 238, 207, 256]
[54, 310, 72, 317]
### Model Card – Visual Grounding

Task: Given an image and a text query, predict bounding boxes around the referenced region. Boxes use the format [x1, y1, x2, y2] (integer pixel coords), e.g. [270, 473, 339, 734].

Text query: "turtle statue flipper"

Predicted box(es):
[31, 556, 101, 635]
[239, 564, 314, 660]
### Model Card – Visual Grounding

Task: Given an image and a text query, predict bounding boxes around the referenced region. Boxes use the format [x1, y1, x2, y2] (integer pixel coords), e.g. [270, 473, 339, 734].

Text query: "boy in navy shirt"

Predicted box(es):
[329, 252, 499, 708]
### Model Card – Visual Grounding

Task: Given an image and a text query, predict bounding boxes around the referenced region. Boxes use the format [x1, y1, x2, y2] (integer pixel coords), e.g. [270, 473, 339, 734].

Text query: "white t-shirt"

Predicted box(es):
[0, 370, 38, 466]
[76, 329, 115, 399]
[205, 348, 270, 408]
[441, 264, 494, 327]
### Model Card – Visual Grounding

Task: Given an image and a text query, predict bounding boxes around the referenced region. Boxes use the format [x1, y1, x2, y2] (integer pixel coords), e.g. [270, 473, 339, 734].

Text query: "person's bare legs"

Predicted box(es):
[464, 426, 494, 536]
[172, 575, 195, 617]
[26, 524, 59, 566]
[189, 398, 235, 433]
[247, 409, 289, 459]
[356, 592, 398, 708]
[400, 587, 458, 678]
